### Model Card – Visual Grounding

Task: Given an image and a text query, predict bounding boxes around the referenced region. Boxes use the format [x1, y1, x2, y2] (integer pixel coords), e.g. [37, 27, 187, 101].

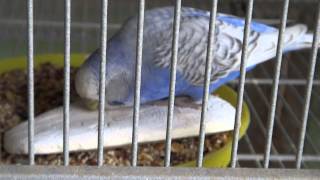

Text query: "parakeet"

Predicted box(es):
[75, 7, 315, 108]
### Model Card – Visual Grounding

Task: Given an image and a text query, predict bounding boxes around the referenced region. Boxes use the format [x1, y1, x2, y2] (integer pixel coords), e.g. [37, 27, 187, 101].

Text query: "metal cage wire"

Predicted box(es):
[1, 0, 320, 178]
[25, 0, 320, 167]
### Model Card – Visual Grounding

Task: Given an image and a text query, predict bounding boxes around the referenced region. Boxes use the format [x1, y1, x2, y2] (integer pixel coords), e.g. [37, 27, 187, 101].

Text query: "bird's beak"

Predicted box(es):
[81, 97, 128, 111]
[82, 98, 99, 110]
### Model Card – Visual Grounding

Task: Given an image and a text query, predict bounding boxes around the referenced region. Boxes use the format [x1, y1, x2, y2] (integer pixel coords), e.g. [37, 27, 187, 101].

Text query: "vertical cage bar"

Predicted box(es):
[244, 92, 285, 168]
[27, 0, 35, 165]
[196, 0, 218, 168]
[164, 0, 181, 167]
[131, 0, 145, 167]
[97, 0, 108, 166]
[63, 0, 71, 166]
[230, 0, 254, 168]
[263, 0, 289, 169]
[296, 2, 320, 169]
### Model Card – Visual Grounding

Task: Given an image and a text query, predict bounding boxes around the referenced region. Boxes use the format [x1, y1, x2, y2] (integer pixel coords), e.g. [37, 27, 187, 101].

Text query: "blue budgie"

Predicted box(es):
[75, 7, 315, 108]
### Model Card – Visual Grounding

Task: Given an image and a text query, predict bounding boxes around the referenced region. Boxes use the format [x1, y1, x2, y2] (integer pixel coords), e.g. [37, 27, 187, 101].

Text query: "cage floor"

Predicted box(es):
[0, 0, 319, 169]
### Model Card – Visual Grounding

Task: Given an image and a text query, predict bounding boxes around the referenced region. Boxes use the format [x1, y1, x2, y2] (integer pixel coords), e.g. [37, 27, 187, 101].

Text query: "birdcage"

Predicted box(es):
[0, 0, 319, 179]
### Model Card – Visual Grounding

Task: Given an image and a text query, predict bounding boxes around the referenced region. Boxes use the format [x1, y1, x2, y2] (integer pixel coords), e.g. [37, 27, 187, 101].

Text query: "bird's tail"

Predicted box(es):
[247, 24, 317, 68]
[284, 30, 316, 52]
[282, 24, 310, 52]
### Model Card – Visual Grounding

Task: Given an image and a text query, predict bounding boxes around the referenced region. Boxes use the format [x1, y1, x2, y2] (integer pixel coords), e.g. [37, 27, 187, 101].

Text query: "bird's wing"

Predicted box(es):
[145, 7, 263, 86]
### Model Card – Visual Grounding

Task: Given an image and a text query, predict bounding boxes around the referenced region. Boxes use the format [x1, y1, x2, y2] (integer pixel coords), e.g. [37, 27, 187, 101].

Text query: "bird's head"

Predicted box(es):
[75, 48, 133, 110]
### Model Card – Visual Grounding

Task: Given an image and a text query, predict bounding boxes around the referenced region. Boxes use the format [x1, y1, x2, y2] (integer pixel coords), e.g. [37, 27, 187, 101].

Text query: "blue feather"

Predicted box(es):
[218, 16, 277, 33]
[184, 8, 277, 33]
[137, 63, 257, 103]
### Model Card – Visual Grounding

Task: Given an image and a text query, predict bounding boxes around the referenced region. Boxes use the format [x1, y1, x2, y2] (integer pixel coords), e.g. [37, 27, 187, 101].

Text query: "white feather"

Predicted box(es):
[246, 24, 309, 68]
